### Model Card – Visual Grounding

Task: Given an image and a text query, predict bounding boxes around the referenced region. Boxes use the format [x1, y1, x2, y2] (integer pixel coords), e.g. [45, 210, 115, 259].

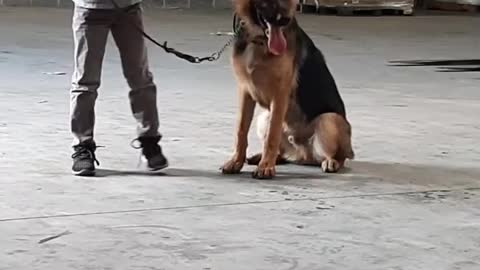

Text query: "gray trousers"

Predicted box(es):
[70, 3, 160, 147]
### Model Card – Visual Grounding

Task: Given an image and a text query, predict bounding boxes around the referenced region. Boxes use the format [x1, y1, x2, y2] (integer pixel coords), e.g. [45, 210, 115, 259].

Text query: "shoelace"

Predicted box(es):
[71, 147, 100, 166]
[130, 138, 146, 168]
[130, 138, 142, 150]
[130, 138, 162, 168]
[130, 138, 161, 157]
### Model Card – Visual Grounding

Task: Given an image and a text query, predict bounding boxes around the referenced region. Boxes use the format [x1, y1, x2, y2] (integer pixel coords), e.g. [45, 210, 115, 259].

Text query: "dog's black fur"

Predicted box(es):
[293, 25, 347, 122]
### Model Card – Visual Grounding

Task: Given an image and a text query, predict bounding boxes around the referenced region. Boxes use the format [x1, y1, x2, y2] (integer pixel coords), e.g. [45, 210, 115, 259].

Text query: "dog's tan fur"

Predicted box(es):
[221, 0, 354, 179]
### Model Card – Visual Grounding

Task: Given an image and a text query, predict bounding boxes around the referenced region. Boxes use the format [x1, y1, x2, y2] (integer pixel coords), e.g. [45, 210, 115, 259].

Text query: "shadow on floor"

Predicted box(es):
[94, 167, 325, 181]
[349, 160, 480, 185]
[94, 160, 480, 187]
[388, 59, 480, 72]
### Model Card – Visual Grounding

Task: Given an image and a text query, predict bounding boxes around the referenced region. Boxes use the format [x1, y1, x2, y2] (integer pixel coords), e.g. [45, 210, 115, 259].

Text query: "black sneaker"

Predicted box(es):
[71, 144, 99, 176]
[132, 137, 168, 171]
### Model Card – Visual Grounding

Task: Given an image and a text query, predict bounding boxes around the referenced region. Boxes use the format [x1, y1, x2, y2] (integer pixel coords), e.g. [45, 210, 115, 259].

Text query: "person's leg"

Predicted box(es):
[111, 4, 167, 170]
[70, 6, 113, 176]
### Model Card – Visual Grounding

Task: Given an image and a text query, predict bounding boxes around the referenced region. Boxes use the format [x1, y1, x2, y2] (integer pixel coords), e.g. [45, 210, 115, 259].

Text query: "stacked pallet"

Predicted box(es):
[299, 0, 415, 15]
[427, 0, 480, 13]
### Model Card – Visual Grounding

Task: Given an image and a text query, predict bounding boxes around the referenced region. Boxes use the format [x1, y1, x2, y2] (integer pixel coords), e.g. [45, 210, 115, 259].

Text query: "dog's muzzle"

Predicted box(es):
[257, 11, 292, 29]
[257, 12, 291, 56]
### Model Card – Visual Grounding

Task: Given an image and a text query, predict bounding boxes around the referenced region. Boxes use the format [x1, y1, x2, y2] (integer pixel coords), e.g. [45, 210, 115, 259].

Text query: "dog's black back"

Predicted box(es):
[294, 21, 347, 122]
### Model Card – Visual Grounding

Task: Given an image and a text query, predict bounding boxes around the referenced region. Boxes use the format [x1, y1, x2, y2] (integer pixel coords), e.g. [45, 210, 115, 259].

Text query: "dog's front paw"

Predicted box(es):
[321, 158, 341, 173]
[252, 161, 276, 179]
[221, 157, 245, 174]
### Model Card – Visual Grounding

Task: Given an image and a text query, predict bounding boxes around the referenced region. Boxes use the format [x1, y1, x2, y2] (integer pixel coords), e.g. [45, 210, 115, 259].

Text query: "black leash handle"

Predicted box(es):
[109, 0, 236, 64]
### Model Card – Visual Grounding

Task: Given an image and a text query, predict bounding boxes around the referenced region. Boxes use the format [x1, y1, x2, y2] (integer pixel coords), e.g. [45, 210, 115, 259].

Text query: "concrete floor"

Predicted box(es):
[0, 6, 479, 270]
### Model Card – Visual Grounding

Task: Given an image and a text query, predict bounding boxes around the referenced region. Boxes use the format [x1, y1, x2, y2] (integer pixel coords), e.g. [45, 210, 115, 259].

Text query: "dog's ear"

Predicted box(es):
[283, 0, 300, 6]
[284, 0, 299, 17]
[233, 0, 252, 17]
[232, 0, 251, 8]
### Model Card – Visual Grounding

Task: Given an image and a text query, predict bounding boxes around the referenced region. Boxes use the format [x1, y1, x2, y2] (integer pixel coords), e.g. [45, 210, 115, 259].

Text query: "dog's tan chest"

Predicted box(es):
[234, 43, 294, 109]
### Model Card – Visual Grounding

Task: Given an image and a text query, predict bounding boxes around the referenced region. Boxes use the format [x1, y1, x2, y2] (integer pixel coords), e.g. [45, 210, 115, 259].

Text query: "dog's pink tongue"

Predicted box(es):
[267, 24, 287, 56]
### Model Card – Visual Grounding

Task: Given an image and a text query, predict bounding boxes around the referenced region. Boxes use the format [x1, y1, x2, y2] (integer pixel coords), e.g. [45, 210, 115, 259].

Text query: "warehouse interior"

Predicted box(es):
[0, 0, 479, 269]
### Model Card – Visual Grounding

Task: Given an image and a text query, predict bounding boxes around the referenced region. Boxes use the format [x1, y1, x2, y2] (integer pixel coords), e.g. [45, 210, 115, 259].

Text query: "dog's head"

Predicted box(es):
[235, 0, 297, 56]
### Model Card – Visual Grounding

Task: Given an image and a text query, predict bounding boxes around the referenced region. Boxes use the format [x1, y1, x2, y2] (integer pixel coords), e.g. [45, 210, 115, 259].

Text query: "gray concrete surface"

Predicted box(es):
[1, 6, 480, 270]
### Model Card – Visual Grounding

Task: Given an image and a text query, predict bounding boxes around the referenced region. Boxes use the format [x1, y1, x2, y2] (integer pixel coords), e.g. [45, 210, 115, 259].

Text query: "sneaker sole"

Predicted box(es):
[148, 162, 169, 172]
[72, 169, 96, 177]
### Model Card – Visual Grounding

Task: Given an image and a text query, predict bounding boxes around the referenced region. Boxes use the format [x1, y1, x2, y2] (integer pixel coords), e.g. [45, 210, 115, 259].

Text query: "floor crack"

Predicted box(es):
[1, 187, 478, 223]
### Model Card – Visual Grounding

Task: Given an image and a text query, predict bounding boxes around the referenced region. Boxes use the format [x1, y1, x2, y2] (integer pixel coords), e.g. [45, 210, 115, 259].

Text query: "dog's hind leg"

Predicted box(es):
[312, 113, 354, 173]
[247, 153, 289, 165]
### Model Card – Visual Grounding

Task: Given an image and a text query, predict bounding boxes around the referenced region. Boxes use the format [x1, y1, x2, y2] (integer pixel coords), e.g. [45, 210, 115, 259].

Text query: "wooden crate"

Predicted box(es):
[427, 0, 480, 13]
[299, 0, 415, 15]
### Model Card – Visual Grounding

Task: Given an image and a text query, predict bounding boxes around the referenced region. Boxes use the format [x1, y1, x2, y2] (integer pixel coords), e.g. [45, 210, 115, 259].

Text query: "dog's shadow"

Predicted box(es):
[94, 166, 324, 181]
[94, 160, 480, 187]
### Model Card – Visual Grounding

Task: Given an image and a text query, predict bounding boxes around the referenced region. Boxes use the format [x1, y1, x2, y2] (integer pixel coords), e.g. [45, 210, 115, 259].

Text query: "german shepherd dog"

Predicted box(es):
[221, 0, 354, 179]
